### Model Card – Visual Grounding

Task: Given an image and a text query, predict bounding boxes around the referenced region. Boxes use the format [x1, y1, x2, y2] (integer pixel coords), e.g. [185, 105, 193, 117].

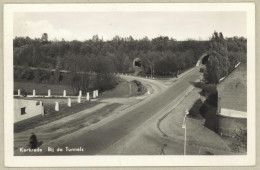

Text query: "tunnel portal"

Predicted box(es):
[202, 54, 209, 65]
[133, 58, 142, 67]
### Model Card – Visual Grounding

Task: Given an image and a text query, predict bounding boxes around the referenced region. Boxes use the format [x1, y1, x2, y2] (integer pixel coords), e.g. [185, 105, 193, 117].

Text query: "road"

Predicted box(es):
[41, 67, 201, 155]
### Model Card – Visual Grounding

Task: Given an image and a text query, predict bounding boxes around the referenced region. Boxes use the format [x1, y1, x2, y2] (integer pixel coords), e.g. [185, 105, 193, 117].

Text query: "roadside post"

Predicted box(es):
[55, 102, 59, 111]
[86, 92, 90, 101]
[93, 90, 96, 99]
[33, 89, 36, 97]
[41, 101, 44, 116]
[79, 90, 82, 97]
[63, 90, 66, 97]
[18, 89, 21, 96]
[68, 98, 71, 107]
[48, 89, 51, 97]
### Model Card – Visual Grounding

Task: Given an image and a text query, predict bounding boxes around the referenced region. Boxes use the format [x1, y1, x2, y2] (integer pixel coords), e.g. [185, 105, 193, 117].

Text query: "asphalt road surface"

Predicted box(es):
[42, 67, 201, 155]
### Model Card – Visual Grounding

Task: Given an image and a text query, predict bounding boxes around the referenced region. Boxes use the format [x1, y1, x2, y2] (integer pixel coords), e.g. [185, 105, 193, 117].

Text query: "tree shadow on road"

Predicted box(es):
[189, 81, 204, 89]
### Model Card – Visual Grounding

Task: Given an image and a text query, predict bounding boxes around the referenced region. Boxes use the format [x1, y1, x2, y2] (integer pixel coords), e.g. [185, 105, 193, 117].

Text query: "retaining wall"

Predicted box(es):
[217, 113, 247, 137]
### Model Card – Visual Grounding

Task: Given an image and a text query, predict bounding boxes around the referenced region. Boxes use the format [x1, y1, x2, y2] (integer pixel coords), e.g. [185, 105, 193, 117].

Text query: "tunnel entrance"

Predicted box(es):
[133, 58, 142, 67]
[202, 54, 209, 64]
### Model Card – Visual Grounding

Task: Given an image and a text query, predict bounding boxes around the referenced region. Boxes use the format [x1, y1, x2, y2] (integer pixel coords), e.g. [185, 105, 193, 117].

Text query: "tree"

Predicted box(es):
[204, 32, 230, 84]
[32, 39, 41, 66]
[92, 35, 99, 42]
[123, 55, 131, 73]
[69, 55, 91, 95]
[142, 51, 159, 77]
[70, 40, 82, 55]
[13, 34, 245, 87]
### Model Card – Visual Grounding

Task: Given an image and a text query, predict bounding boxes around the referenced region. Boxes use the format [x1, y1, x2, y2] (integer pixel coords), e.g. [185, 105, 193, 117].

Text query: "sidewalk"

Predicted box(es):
[159, 88, 232, 154]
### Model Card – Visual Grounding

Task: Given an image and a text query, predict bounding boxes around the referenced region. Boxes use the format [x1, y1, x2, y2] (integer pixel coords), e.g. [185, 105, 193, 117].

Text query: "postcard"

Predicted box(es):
[4, 3, 255, 167]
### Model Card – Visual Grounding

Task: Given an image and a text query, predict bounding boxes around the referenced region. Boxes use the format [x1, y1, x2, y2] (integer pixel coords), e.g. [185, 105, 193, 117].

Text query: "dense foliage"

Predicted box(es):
[13, 32, 246, 92]
[204, 32, 247, 84]
[14, 35, 209, 76]
[232, 127, 247, 152]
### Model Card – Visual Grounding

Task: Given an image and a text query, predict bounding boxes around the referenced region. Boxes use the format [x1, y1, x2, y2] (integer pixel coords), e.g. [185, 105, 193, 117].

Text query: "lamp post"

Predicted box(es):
[182, 110, 189, 155]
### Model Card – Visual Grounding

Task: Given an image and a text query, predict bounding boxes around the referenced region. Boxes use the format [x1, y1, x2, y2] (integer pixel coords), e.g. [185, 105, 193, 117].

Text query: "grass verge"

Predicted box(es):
[14, 82, 75, 96]
[101, 78, 143, 98]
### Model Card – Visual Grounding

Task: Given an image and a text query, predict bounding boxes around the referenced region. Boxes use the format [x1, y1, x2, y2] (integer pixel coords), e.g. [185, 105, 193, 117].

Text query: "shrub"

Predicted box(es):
[232, 127, 247, 152]
[96, 74, 118, 92]
[189, 99, 203, 118]
[201, 84, 217, 95]
[133, 80, 143, 94]
[200, 102, 211, 118]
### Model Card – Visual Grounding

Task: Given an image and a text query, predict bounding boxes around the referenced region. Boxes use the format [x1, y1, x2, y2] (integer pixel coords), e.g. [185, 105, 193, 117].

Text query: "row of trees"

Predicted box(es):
[14, 32, 246, 92]
[14, 35, 209, 77]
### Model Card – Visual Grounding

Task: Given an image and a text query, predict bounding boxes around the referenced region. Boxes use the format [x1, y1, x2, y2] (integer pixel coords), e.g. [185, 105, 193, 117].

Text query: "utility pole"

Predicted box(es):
[182, 110, 189, 155]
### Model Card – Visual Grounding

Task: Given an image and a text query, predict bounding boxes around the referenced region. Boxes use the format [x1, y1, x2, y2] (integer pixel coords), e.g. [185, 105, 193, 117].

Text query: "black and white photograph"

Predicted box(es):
[4, 3, 255, 167]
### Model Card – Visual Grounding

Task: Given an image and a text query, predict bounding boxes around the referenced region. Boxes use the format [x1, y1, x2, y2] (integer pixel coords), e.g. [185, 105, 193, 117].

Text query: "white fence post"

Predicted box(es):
[79, 90, 82, 97]
[48, 89, 51, 97]
[68, 98, 71, 107]
[33, 90, 36, 97]
[63, 90, 66, 97]
[86, 92, 90, 101]
[96, 90, 99, 97]
[55, 102, 59, 111]
[93, 90, 96, 99]
[18, 89, 21, 96]
[41, 101, 44, 116]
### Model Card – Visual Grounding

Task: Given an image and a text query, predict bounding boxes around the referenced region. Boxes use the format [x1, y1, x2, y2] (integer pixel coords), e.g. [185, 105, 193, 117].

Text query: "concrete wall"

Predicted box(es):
[14, 99, 44, 123]
[217, 113, 247, 137]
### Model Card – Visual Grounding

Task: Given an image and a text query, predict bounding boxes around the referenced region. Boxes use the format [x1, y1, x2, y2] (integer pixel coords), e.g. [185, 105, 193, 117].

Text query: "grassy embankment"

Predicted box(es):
[100, 78, 146, 98]
[14, 82, 75, 96]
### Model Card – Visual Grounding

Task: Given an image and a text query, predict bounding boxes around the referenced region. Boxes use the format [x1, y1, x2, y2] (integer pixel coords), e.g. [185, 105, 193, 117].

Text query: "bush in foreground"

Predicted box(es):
[188, 99, 203, 119]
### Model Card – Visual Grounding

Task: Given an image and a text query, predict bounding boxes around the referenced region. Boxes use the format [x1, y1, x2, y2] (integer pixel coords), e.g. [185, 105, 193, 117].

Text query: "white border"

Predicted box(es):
[4, 3, 255, 167]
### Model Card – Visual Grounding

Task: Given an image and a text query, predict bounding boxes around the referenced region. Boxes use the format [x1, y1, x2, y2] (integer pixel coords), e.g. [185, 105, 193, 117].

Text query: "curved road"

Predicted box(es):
[42, 67, 201, 155]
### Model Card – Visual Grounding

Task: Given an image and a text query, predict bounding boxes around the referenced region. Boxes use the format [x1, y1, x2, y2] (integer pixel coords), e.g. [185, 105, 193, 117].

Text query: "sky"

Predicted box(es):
[13, 12, 246, 41]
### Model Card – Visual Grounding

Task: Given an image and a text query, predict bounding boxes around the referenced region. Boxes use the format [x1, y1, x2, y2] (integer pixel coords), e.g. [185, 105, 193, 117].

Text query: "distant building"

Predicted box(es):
[14, 98, 44, 123]
[217, 63, 247, 137]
